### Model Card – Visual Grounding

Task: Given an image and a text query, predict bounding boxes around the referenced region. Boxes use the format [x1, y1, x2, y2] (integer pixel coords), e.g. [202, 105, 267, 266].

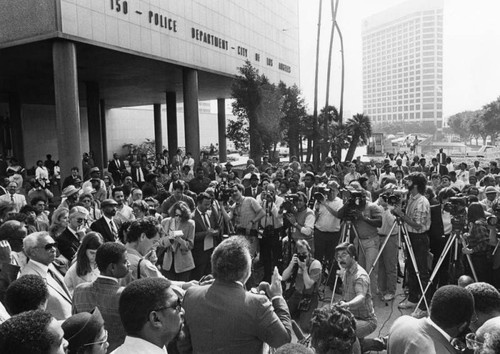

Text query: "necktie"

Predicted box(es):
[116, 159, 120, 168]
[10, 194, 14, 202]
[253, 188, 257, 197]
[109, 220, 118, 238]
[202, 212, 210, 229]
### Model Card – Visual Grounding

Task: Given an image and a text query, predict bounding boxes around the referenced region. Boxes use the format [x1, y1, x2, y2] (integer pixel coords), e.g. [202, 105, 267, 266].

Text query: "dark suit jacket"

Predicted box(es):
[21, 261, 72, 320]
[388, 316, 456, 354]
[181, 280, 292, 354]
[108, 159, 126, 182]
[429, 165, 449, 177]
[90, 217, 115, 243]
[130, 166, 148, 186]
[244, 186, 263, 198]
[62, 174, 83, 189]
[392, 165, 409, 175]
[192, 209, 219, 255]
[73, 277, 126, 352]
[298, 185, 319, 208]
[57, 228, 80, 262]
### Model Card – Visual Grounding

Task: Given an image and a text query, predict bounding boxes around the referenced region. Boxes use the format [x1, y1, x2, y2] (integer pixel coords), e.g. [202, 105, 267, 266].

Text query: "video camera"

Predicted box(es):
[313, 185, 331, 203]
[338, 189, 366, 221]
[282, 194, 299, 214]
[380, 189, 407, 207]
[214, 181, 233, 203]
[443, 195, 469, 230]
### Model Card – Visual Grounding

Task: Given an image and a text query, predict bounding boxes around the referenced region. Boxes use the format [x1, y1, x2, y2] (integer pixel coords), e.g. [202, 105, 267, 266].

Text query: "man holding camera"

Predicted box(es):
[222, 183, 265, 257]
[257, 183, 284, 283]
[313, 181, 343, 275]
[285, 192, 315, 253]
[393, 172, 431, 315]
[343, 188, 383, 296]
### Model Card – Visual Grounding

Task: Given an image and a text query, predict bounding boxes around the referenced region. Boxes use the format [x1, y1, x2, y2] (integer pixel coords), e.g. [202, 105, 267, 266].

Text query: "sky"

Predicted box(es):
[297, 0, 500, 118]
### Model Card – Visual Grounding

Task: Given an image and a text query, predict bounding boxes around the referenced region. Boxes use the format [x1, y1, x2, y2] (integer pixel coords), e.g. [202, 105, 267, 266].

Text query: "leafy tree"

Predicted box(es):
[318, 105, 339, 161]
[482, 96, 500, 142]
[279, 83, 307, 159]
[226, 117, 249, 152]
[466, 112, 488, 145]
[230, 61, 283, 165]
[344, 113, 372, 162]
[447, 111, 476, 140]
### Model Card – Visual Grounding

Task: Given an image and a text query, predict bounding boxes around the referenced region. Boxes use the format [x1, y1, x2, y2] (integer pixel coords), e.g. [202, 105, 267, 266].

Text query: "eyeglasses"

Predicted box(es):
[154, 298, 183, 313]
[335, 252, 350, 260]
[82, 329, 108, 347]
[465, 332, 483, 350]
[76, 218, 86, 223]
[39, 242, 58, 251]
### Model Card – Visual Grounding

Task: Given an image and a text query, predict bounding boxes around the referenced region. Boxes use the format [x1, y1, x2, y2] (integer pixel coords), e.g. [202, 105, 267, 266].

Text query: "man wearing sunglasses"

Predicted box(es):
[113, 277, 184, 354]
[21, 231, 72, 320]
[57, 206, 89, 262]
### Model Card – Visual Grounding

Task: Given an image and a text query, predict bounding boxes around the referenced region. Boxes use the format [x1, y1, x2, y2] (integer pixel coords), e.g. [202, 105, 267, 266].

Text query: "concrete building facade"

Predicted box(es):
[0, 0, 299, 176]
[362, 0, 443, 129]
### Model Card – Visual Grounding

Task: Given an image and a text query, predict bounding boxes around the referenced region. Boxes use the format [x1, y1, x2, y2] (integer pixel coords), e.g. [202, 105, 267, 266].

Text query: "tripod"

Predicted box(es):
[414, 225, 478, 310]
[368, 215, 430, 312]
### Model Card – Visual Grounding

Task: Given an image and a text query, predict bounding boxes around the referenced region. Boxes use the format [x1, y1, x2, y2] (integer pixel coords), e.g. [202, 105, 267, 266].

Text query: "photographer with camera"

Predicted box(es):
[462, 202, 494, 283]
[313, 181, 343, 278]
[392, 172, 431, 313]
[285, 192, 315, 253]
[256, 183, 284, 282]
[282, 239, 322, 332]
[339, 187, 382, 296]
[220, 183, 265, 257]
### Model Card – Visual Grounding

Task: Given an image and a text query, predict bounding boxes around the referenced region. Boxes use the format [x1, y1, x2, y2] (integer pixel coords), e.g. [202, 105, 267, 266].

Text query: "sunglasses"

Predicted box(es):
[40, 242, 58, 251]
[154, 298, 183, 313]
[76, 218, 86, 223]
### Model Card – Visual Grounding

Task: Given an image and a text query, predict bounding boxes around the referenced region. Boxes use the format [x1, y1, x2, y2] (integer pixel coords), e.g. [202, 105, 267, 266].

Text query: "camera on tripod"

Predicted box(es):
[338, 189, 365, 221]
[282, 194, 299, 214]
[443, 195, 469, 229]
[313, 186, 331, 203]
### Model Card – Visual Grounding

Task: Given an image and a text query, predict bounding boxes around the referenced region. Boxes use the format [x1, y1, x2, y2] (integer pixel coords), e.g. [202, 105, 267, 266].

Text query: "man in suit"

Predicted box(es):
[108, 153, 126, 184]
[73, 242, 130, 352]
[191, 192, 220, 281]
[181, 237, 292, 353]
[189, 167, 211, 195]
[244, 173, 263, 199]
[387, 285, 475, 354]
[0, 181, 26, 212]
[21, 231, 72, 320]
[0, 177, 9, 196]
[429, 157, 448, 177]
[298, 172, 318, 209]
[90, 199, 119, 242]
[392, 158, 409, 175]
[436, 148, 447, 165]
[130, 160, 148, 189]
[57, 206, 89, 262]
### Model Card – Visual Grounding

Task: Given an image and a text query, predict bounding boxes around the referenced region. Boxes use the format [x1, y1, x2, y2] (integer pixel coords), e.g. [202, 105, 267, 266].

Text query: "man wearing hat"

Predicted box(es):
[90, 199, 119, 242]
[62, 307, 108, 354]
[58, 185, 81, 211]
[244, 173, 263, 199]
[82, 167, 105, 192]
[480, 186, 498, 212]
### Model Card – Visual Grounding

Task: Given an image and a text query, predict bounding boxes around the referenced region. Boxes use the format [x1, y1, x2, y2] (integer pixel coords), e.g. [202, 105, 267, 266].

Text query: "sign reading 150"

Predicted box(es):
[110, 0, 128, 14]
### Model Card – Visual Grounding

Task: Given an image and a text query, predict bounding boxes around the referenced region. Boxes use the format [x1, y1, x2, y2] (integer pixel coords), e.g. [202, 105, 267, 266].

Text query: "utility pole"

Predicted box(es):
[312, 0, 323, 170]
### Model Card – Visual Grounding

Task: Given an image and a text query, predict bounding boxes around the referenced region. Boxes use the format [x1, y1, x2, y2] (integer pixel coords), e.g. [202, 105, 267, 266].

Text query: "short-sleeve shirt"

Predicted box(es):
[342, 262, 376, 321]
[230, 197, 263, 230]
[405, 193, 431, 233]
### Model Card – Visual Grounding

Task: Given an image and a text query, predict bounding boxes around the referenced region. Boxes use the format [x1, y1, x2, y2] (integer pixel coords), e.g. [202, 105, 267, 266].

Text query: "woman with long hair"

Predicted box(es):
[64, 232, 104, 294]
[159, 201, 195, 281]
[462, 202, 494, 283]
[49, 207, 69, 238]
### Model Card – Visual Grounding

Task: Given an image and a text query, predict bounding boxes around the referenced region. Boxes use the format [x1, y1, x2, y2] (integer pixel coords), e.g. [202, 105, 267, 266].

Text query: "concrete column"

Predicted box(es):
[8, 93, 24, 165]
[153, 103, 163, 156]
[53, 40, 81, 179]
[166, 91, 178, 162]
[182, 69, 200, 163]
[217, 98, 227, 163]
[100, 99, 108, 164]
[86, 82, 104, 172]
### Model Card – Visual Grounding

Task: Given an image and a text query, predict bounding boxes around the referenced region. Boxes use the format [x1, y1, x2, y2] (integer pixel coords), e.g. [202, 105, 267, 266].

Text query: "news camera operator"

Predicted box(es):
[282, 239, 322, 332]
[338, 186, 382, 296]
[392, 172, 431, 313]
[219, 183, 265, 257]
[256, 183, 284, 282]
[462, 202, 494, 283]
[375, 183, 401, 302]
[313, 181, 343, 276]
[284, 191, 315, 253]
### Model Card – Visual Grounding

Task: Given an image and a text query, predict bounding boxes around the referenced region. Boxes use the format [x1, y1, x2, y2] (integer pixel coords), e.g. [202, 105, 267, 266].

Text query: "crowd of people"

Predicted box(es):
[0, 147, 500, 353]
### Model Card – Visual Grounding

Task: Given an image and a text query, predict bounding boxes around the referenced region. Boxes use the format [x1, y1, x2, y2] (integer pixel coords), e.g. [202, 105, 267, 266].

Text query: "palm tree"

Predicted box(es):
[344, 113, 372, 162]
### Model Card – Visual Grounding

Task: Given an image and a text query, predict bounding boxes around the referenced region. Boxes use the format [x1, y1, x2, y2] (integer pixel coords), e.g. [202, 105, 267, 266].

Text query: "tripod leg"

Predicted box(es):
[368, 220, 398, 277]
[330, 274, 339, 308]
[458, 234, 479, 282]
[402, 225, 430, 312]
[415, 233, 456, 310]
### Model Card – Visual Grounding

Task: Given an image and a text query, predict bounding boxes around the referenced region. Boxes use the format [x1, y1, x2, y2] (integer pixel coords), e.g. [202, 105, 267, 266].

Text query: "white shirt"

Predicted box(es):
[0, 193, 27, 212]
[111, 336, 167, 354]
[314, 197, 343, 232]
